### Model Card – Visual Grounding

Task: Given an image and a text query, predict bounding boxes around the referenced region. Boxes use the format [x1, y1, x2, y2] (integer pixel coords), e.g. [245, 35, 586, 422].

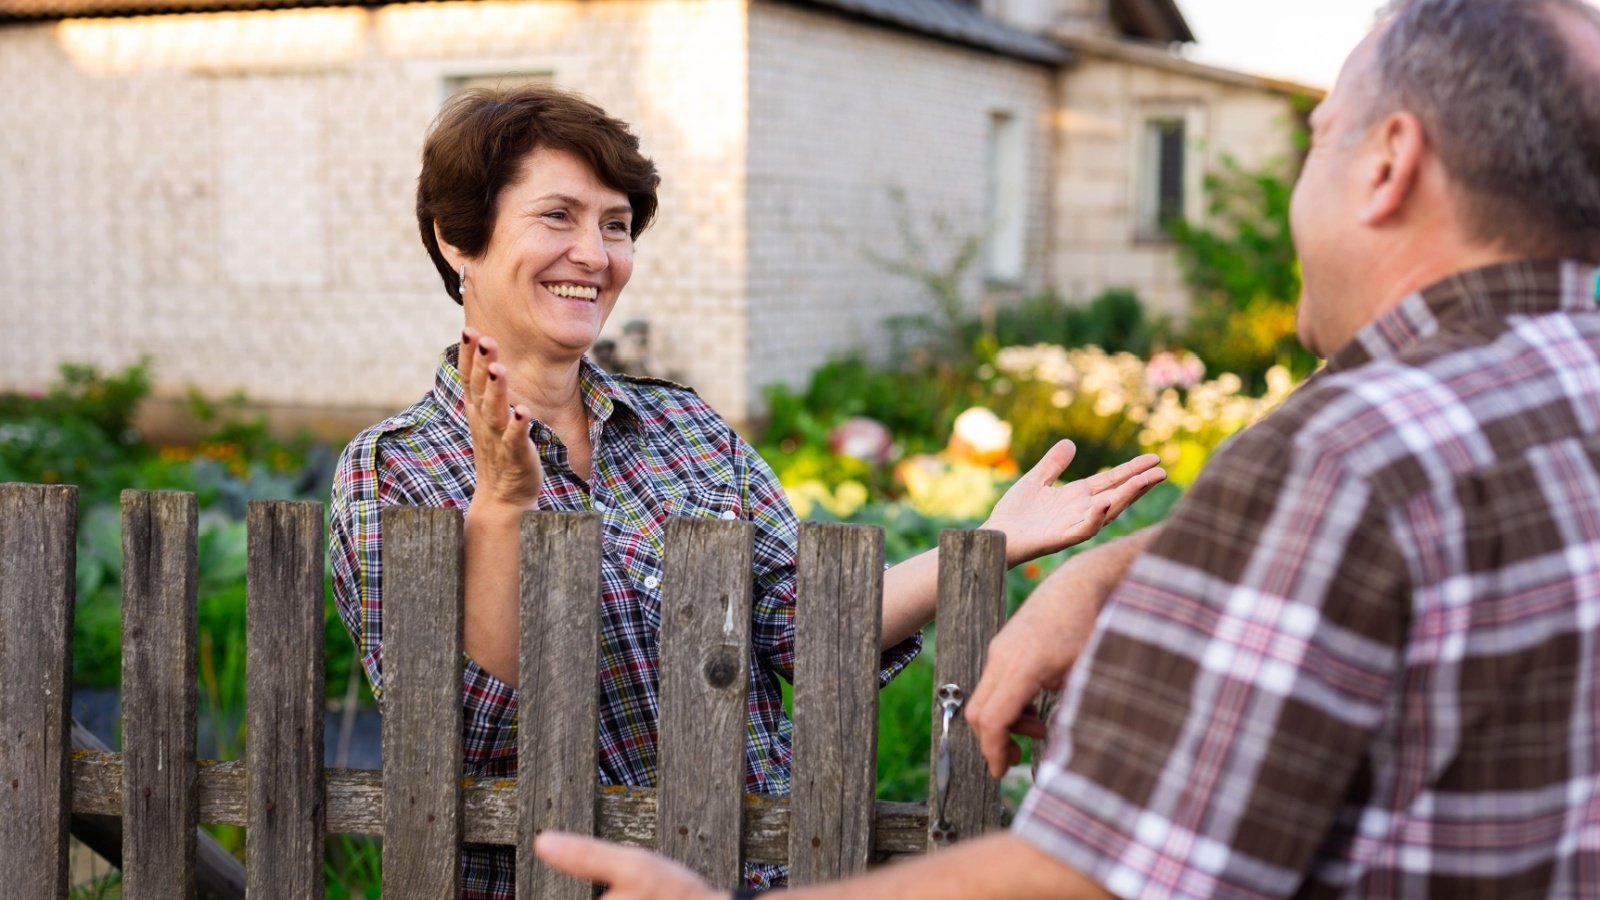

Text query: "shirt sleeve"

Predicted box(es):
[736, 430, 922, 686]
[328, 434, 519, 770]
[1011, 415, 1409, 899]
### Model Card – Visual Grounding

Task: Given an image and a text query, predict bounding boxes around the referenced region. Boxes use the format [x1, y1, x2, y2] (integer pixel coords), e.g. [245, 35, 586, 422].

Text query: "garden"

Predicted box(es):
[3, 155, 1310, 898]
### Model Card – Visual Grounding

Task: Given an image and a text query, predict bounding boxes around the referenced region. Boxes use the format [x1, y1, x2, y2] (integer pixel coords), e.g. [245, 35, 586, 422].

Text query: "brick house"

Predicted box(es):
[0, 0, 1318, 431]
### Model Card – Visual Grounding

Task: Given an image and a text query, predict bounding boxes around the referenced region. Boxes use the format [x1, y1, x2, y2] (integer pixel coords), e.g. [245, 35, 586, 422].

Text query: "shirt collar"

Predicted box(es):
[1325, 259, 1599, 375]
[432, 345, 642, 435]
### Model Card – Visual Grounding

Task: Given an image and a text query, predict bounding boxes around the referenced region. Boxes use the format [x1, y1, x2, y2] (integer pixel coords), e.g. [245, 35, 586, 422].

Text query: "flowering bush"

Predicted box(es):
[987, 344, 1297, 486]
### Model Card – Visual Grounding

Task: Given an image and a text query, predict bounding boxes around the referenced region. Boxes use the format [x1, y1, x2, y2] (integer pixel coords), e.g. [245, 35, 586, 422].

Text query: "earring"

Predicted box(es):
[458, 264, 468, 300]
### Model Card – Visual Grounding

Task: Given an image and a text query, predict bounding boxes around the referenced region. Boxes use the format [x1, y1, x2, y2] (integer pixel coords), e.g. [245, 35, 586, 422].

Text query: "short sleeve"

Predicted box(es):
[736, 429, 921, 686]
[1011, 418, 1409, 898]
[328, 433, 519, 770]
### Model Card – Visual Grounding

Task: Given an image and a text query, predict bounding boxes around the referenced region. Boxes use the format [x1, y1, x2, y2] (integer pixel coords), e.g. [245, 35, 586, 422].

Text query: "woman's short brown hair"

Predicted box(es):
[416, 85, 660, 304]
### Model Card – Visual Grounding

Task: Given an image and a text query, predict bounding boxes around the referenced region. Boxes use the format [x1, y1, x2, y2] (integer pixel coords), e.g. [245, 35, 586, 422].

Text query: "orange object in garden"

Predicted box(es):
[946, 408, 1019, 477]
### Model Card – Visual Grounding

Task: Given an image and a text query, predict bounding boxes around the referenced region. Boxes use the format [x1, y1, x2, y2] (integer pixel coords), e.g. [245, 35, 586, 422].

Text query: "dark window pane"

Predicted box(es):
[1157, 121, 1185, 226]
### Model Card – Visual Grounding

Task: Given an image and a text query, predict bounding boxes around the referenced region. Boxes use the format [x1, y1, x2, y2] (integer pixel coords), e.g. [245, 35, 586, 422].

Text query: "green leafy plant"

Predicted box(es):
[325, 834, 383, 898]
[866, 186, 987, 366]
[983, 288, 1171, 359]
[1169, 154, 1318, 388]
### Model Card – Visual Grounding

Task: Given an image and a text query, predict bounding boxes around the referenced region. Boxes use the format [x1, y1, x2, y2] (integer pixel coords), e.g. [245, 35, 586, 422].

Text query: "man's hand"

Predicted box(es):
[965, 527, 1161, 777]
[534, 832, 723, 900]
[983, 441, 1164, 566]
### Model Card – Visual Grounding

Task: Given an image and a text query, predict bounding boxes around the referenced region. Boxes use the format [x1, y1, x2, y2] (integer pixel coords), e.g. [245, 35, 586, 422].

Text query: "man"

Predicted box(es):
[536, 0, 1600, 895]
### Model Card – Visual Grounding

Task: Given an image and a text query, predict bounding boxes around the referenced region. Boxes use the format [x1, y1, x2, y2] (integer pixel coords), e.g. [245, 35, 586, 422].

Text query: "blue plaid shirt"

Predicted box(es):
[329, 347, 920, 896]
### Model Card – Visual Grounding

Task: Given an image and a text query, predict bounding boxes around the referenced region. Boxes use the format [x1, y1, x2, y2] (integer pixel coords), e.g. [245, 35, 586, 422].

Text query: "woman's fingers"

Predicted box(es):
[1103, 467, 1167, 522]
[459, 328, 478, 384]
[1023, 439, 1078, 486]
[1087, 453, 1162, 495]
[481, 359, 511, 432]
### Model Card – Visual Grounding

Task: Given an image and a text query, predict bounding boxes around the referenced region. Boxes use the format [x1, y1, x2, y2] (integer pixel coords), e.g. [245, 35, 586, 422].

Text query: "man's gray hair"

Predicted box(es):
[1373, 0, 1600, 260]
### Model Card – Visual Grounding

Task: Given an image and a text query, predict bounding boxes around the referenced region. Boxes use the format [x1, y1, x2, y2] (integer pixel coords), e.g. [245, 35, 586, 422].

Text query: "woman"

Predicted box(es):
[329, 84, 1163, 898]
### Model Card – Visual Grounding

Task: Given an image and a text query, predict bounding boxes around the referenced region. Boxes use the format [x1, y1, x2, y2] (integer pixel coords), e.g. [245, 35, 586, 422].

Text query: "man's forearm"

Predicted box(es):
[780, 833, 1113, 900]
[1044, 523, 1164, 613]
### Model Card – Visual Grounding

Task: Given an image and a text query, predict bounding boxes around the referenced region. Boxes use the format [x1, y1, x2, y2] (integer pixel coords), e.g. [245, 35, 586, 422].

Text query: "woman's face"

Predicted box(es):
[463, 146, 634, 365]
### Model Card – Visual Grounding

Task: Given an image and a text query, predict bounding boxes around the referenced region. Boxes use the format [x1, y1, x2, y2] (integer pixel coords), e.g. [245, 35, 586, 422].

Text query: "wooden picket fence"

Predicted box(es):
[0, 482, 1008, 898]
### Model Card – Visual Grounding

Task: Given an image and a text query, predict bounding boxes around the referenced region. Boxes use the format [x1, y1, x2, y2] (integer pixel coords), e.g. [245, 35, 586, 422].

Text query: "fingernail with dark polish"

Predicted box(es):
[488, 371, 498, 381]
[478, 344, 489, 356]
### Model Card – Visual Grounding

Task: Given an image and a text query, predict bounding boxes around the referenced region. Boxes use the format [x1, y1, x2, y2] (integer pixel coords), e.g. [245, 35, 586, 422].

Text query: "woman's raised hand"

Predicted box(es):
[982, 440, 1165, 566]
[460, 328, 543, 509]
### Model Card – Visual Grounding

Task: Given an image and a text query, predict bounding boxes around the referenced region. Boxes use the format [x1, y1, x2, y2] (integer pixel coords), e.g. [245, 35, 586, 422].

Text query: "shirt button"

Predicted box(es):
[593, 502, 608, 513]
[644, 575, 660, 590]
[720, 510, 737, 520]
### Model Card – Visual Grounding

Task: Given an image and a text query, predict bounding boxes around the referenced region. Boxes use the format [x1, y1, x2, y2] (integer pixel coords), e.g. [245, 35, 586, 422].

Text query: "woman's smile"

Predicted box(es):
[462, 146, 635, 363]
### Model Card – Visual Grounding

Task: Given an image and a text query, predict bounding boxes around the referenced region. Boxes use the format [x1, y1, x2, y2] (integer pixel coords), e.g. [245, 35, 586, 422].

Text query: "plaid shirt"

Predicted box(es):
[329, 348, 919, 897]
[1015, 260, 1600, 898]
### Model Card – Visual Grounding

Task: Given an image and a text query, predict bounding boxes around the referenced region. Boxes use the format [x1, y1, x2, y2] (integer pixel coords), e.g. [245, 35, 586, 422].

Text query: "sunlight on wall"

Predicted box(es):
[374, 0, 580, 55]
[634, 0, 745, 162]
[56, 8, 368, 74]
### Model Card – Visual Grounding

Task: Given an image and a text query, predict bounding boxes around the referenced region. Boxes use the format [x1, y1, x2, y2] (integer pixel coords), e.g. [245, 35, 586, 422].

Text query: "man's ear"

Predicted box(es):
[1360, 110, 1426, 227]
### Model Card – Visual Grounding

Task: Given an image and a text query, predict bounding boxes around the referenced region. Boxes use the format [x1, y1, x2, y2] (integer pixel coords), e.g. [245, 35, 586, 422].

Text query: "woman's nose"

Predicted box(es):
[567, 225, 608, 270]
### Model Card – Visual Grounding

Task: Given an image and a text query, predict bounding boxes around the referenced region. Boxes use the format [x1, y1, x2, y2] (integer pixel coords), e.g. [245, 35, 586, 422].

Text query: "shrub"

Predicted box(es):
[1169, 154, 1319, 388]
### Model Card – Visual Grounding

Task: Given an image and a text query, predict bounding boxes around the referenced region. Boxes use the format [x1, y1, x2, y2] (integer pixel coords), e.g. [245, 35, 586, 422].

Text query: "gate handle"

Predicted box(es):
[930, 683, 964, 844]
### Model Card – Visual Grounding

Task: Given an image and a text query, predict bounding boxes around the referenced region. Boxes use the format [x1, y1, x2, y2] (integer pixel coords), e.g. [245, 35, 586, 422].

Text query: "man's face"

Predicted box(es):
[1290, 32, 1383, 359]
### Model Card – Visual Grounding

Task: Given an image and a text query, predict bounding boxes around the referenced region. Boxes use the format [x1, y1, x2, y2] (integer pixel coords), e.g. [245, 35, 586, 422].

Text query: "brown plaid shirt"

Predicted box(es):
[1014, 259, 1600, 898]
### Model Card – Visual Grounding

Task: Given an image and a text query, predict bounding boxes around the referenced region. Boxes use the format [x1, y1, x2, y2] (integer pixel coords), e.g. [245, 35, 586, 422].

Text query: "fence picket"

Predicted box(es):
[120, 490, 200, 899]
[928, 528, 1006, 851]
[246, 501, 326, 897]
[655, 517, 753, 886]
[16, 482, 1023, 891]
[516, 511, 603, 899]
[0, 483, 78, 900]
[789, 522, 884, 884]
[381, 507, 465, 898]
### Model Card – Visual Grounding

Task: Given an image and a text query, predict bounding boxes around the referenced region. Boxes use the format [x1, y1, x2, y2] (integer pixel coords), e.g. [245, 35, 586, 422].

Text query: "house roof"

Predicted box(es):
[783, 0, 1068, 65]
[1112, 0, 1193, 43]
[1058, 30, 1324, 99]
[0, 0, 383, 20]
[0, 0, 1068, 64]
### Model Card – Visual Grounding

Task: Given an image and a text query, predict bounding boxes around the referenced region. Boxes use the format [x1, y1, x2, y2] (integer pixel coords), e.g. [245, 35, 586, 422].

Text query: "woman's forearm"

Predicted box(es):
[879, 521, 1167, 651]
[462, 497, 528, 686]
[881, 546, 945, 648]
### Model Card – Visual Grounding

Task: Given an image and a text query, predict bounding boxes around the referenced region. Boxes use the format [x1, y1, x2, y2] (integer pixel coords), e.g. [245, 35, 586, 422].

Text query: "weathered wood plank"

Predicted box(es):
[928, 529, 1006, 851]
[70, 753, 936, 860]
[789, 522, 884, 885]
[246, 501, 326, 897]
[516, 512, 602, 899]
[69, 722, 247, 900]
[0, 483, 78, 900]
[381, 507, 464, 898]
[121, 490, 199, 900]
[655, 517, 753, 886]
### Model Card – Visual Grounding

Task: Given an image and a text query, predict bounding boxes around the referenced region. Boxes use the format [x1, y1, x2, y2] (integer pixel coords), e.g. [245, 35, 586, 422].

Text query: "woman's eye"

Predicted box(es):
[543, 210, 570, 222]
[604, 221, 631, 235]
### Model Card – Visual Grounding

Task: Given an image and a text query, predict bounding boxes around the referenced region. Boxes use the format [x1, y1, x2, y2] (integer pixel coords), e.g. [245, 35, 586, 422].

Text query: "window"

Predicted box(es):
[986, 111, 1026, 283]
[1138, 117, 1186, 237]
[441, 70, 553, 104]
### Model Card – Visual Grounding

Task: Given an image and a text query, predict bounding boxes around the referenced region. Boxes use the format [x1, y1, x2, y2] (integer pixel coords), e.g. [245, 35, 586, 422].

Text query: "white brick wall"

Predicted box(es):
[0, 0, 752, 418]
[746, 2, 1054, 405]
[0, 1, 1307, 428]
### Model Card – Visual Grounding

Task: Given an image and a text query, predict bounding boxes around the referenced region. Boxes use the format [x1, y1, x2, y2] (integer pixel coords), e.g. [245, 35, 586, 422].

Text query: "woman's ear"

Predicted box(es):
[433, 220, 468, 271]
